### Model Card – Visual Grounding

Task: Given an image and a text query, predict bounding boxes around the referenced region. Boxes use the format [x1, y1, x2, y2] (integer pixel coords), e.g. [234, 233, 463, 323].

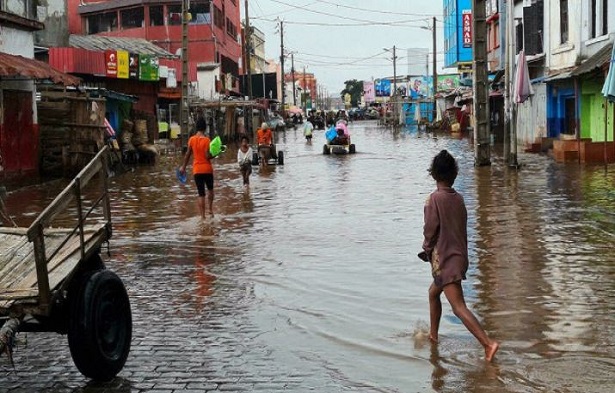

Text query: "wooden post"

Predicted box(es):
[472, 0, 491, 166]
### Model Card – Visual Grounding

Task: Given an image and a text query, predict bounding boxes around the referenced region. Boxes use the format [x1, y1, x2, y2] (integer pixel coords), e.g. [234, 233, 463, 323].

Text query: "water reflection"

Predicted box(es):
[1, 120, 615, 392]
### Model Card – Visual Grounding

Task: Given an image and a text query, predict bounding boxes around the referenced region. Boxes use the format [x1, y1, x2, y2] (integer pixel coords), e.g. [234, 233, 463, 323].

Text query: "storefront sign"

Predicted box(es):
[105, 50, 117, 78]
[458, 62, 473, 72]
[117, 50, 129, 79]
[462, 10, 472, 48]
[139, 55, 159, 81]
[129, 53, 139, 79]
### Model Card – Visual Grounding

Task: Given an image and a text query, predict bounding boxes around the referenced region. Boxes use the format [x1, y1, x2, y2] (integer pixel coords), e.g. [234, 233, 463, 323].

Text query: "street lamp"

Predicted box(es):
[383, 46, 398, 125]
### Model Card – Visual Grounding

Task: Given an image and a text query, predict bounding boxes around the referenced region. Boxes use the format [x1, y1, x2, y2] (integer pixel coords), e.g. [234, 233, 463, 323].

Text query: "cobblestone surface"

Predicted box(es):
[0, 246, 353, 393]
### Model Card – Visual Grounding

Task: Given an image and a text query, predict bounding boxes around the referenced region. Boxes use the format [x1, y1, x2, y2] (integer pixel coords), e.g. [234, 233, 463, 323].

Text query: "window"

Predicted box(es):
[213, 5, 224, 29]
[602, 0, 608, 36]
[560, 0, 568, 44]
[121, 7, 144, 30]
[87, 11, 118, 34]
[591, 0, 609, 38]
[226, 18, 237, 40]
[189, 1, 211, 25]
[168, 4, 181, 25]
[150, 6, 164, 26]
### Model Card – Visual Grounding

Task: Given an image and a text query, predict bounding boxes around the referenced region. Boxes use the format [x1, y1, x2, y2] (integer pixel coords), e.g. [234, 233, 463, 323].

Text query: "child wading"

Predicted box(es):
[237, 136, 253, 186]
[421, 150, 499, 362]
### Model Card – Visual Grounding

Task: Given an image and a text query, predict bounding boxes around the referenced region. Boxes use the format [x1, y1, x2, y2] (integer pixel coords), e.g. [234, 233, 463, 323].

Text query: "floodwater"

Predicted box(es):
[2, 120, 615, 392]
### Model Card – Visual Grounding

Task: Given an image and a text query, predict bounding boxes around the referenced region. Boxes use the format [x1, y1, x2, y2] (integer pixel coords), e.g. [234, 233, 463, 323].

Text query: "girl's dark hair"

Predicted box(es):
[429, 150, 458, 185]
[241, 135, 250, 142]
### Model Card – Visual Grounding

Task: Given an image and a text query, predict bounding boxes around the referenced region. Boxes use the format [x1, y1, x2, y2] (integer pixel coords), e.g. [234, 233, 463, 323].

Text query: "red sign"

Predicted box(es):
[105, 50, 117, 78]
[462, 10, 472, 48]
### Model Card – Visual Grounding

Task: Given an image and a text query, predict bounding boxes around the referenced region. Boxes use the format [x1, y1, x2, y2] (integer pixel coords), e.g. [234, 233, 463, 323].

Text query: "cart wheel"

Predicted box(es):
[349, 144, 356, 154]
[252, 151, 259, 166]
[277, 151, 284, 165]
[68, 269, 132, 381]
[323, 144, 330, 155]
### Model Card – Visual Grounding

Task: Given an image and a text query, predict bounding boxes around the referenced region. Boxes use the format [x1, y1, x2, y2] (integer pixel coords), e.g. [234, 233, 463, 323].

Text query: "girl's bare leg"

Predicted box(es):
[207, 191, 214, 216]
[428, 283, 443, 343]
[442, 282, 499, 361]
[197, 196, 205, 219]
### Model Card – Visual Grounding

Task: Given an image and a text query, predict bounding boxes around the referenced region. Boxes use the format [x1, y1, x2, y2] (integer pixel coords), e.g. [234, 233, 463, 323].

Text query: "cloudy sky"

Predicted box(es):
[246, 0, 446, 96]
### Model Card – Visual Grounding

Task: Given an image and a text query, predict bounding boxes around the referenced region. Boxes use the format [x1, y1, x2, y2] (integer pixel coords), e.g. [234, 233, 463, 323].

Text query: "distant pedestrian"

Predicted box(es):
[179, 117, 215, 218]
[256, 122, 273, 167]
[237, 136, 253, 187]
[303, 119, 314, 142]
[421, 149, 499, 361]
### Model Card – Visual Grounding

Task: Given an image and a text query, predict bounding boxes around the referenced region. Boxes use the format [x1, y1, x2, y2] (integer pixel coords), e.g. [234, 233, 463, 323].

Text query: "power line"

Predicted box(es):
[265, 0, 428, 25]
[313, 0, 439, 17]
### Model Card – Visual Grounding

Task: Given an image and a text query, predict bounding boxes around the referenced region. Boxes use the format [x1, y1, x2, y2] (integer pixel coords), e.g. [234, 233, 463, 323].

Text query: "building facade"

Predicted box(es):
[66, 0, 242, 97]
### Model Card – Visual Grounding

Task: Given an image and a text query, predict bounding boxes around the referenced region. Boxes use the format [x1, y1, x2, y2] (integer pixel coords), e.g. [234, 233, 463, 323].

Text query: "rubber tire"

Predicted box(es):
[349, 144, 356, 154]
[252, 151, 259, 166]
[323, 144, 330, 155]
[68, 269, 132, 381]
[277, 151, 284, 165]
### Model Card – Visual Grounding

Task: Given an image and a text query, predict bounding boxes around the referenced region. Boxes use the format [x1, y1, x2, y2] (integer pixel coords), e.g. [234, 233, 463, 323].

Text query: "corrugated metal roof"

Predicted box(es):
[0, 52, 81, 85]
[69, 35, 176, 58]
[572, 42, 613, 77]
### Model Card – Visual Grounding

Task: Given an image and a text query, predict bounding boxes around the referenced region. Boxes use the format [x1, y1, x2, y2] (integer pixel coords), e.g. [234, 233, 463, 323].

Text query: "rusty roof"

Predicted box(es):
[69, 35, 176, 58]
[0, 52, 81, 86]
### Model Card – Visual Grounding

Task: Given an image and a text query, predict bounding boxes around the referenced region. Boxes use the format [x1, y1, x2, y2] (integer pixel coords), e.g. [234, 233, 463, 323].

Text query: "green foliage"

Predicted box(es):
[340, 79, 363, 107]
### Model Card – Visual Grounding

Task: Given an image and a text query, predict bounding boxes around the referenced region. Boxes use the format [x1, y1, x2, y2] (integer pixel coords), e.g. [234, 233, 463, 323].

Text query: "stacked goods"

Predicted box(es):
[132, 119, 148, 147]
[120, 119, 136, 152]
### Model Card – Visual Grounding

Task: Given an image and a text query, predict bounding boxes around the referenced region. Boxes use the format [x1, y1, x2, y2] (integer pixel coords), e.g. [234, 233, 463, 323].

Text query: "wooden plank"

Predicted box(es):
[0, 236, 34, 289]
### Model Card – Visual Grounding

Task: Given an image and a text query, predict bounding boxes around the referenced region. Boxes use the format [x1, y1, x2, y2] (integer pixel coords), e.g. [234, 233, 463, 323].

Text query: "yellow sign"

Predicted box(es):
[457, 62, 473, 72]
[117, 50, 129, 79]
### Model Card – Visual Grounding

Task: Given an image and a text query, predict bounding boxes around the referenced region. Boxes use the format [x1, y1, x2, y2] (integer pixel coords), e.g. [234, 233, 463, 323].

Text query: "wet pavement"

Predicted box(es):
[1, 120, 615, 392]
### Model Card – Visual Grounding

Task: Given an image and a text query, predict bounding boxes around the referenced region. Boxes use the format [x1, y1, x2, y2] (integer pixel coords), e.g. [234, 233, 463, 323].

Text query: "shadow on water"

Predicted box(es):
[2, 119, 615, 392]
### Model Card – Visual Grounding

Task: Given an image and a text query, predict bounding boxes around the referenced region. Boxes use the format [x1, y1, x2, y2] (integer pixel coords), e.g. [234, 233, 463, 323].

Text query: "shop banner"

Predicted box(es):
[129, 53, 139, 79]
[117, 50, 129, 79]
[139, 55, 159, 81]
[462, 10, 472, 48]
[363, 81, 375, 102]
[105, 50, 117, 78]
[375, 79, 391, 97]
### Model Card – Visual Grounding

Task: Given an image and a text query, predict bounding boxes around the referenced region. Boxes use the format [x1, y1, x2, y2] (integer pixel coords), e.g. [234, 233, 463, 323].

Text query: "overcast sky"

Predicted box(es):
[245, 0, 446, 96]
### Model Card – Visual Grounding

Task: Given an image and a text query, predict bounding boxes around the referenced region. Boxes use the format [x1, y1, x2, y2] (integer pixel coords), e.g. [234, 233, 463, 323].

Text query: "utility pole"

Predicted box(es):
[180, 0, 190, 150]
[392, 45, 397, 126]
[291, 53, 296, 106]
[244, 0, 252, 99]
[279, 20, 285, 116]
[432, 17, 438, 122]
[472, 0, 491, 165]
[503, 0, 511, 165]
[303, 66, 307, 112]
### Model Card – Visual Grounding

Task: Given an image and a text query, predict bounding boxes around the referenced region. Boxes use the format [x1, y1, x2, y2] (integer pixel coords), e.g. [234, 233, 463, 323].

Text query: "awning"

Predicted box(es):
[0, 52, 81, 85]
[572, 43, 613, 76]
[543, 70, 575, 82]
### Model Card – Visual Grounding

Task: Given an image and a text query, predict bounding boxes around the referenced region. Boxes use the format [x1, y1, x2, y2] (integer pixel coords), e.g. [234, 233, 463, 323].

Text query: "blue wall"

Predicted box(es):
[443, 0, 473, 68]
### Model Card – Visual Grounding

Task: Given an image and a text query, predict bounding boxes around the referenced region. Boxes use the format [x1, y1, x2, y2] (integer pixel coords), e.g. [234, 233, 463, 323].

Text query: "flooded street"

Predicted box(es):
[2, 120, 615, 392]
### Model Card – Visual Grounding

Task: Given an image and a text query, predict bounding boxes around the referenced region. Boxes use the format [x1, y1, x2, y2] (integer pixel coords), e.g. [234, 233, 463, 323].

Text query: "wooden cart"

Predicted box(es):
[0, 146, 131, 381]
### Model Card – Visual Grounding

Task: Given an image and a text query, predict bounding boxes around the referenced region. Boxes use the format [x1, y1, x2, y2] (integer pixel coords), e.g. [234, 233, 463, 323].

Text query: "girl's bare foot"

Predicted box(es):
[485, 341, 499, 362]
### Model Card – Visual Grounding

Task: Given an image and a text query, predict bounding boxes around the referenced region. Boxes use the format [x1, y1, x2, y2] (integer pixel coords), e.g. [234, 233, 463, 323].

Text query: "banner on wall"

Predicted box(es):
[105, 50, 117, 78]
[462, 10, 473, 48]
[375, 79, 391, 97]
[139, 55, 159, 81]
[363, 81, 375, 102]
[117, 50, 129, 79]
[129, 53, 139, 79]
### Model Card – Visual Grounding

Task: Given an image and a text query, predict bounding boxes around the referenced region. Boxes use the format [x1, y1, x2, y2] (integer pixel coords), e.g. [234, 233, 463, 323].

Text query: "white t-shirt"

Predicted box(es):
[237, 146, 253, 166]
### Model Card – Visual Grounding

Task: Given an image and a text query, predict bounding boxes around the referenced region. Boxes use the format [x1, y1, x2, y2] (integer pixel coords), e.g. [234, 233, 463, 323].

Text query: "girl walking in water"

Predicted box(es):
[421, 150, 499, 362]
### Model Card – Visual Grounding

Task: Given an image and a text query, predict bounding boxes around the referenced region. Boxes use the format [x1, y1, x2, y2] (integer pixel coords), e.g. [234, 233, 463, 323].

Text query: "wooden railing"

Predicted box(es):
[26, 147, 111, 309]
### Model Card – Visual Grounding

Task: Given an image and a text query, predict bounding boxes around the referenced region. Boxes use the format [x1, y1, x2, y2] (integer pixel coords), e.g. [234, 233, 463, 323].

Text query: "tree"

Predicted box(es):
[340, 79, 363, 108]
